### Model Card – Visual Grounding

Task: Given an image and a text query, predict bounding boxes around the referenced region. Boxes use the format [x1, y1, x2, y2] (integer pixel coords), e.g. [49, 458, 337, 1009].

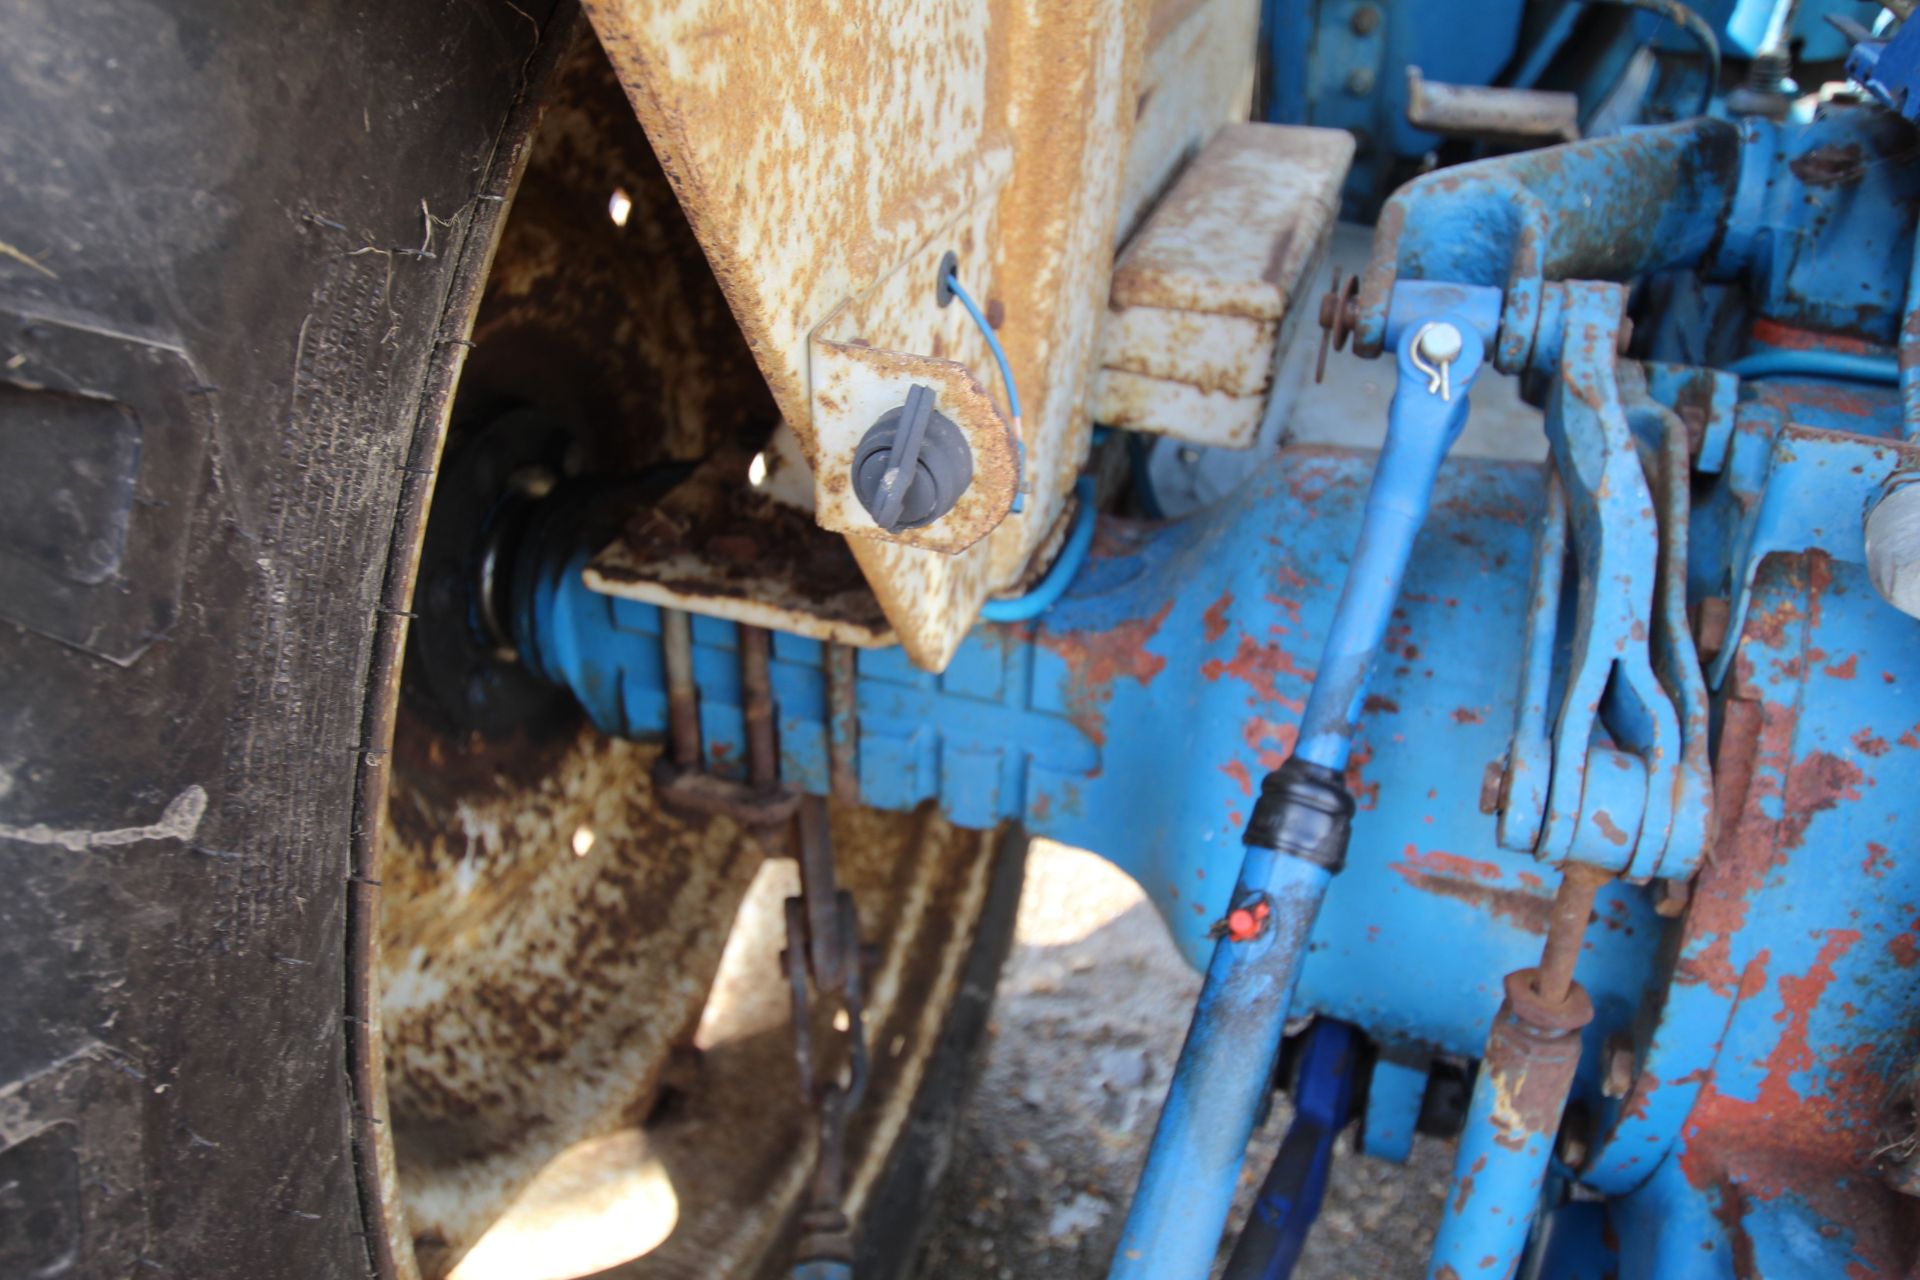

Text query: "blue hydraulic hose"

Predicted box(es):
[1727, 349, 1900, 386]
[980, 476, 1097, 622]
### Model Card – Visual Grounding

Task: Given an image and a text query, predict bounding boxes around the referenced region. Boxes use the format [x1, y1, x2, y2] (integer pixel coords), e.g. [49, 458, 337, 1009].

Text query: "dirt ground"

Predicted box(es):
[912, 842, 1454, 1279]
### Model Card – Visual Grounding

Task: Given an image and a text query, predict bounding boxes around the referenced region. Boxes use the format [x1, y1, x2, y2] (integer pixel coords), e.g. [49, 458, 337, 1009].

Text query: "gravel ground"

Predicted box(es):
[913, 841, 1455, 1280]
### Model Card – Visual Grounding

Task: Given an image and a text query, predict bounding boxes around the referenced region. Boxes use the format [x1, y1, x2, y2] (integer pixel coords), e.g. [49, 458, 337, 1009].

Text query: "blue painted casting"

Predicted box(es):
[1847, 12, 1920, 123]
[512, 95, 1920, 1280]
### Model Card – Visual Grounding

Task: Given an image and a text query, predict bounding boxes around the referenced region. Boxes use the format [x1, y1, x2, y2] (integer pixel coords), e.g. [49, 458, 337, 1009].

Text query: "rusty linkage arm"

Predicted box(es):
[784, 795, 870, 1280]
[1350, 117, 1742, 375]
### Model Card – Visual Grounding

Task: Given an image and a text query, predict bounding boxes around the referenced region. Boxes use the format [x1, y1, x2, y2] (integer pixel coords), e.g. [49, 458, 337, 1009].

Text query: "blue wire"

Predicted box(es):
[946, 271, 1022, 419]
[980, 477, 1098, 623]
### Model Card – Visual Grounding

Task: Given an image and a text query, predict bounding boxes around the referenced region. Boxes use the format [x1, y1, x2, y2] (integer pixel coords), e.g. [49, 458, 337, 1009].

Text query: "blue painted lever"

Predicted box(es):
[1108, 314, 1484, 1280]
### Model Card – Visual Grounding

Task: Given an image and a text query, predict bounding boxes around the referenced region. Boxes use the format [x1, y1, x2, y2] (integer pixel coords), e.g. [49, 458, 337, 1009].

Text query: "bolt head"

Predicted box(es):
[1479, 758, 1507, 814]
[1346, 66, 1376, 96]
[1350, 3, 1381, 34]
[1652, 877, 1691, 919]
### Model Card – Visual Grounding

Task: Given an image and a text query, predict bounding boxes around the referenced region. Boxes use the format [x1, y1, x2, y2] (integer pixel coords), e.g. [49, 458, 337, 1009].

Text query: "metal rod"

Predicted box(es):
[1535, 863, 1606, 1007]
[826, 643, 860, 806]
[1110, 850, 1333, 1280]
[741, 625, 778, 790]
[661, 609, 701, 770]
[1293, 322, 1482, 771]
[796, 795, 845, 993]
[1425, 977, 1589, 1280]
[1113, 317, 1484, 1280]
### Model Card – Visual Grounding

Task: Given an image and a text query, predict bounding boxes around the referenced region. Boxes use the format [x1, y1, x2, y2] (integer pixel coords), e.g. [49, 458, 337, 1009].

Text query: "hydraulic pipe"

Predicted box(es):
[1728, 349, 1899, 387]
[1110, 316, 1484, 1279]
[1427, 866, 1602, 1280]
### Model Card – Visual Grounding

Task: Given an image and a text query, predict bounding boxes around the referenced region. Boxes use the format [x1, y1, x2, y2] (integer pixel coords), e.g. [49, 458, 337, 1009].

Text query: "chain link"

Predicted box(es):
[783, 795, 869, 1275]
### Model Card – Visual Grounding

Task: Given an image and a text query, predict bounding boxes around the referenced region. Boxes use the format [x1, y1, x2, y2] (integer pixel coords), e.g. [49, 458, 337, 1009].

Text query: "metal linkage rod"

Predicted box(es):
[741, 625, 778, 791]
[1295, 321, 1481, 772]
[662, 608, 701, 771]
[1427, 864, 1604, 1280]
[1110, 316, 1484, 1280]
[1535, 864, 1607, 1006]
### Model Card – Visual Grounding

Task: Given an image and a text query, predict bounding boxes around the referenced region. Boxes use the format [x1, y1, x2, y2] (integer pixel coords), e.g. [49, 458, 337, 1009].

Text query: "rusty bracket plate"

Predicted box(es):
[807, 180, 1021, 555]
[583, 453, 897, 648]
[808, 338, 1019, 553]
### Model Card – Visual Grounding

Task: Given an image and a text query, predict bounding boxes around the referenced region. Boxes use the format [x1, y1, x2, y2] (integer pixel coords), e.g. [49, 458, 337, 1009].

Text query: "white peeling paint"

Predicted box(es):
[0, 784, 208, 852]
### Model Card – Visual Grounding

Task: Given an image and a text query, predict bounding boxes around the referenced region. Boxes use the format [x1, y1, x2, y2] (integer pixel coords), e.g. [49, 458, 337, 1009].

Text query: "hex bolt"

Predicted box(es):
[851, 382, 974, 533]
[1865, 476, 1920, 621]
[1349, 3, 1381, 34]
[1346, 66, 1376, 96]
[1601, 1035, 1636, 1099]
[1478, 758, 1507, 814]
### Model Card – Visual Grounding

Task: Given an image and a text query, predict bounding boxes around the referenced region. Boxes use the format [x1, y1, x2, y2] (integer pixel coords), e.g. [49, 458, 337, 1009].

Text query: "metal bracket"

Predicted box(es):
[1712, 419, 1920, 689]
[805, 175, 1020, 556]
[1501, 284, 1702, 879]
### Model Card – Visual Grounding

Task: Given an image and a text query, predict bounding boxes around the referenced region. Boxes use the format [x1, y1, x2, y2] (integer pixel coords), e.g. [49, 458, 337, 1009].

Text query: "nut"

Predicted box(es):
[1479, 758, 1507, 814]
[1602, 1035, 1636, 1099]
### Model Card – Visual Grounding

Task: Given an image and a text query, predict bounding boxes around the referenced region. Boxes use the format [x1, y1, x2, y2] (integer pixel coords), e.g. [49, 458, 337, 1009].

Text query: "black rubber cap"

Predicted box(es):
[1242, 756, 1356, 873]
